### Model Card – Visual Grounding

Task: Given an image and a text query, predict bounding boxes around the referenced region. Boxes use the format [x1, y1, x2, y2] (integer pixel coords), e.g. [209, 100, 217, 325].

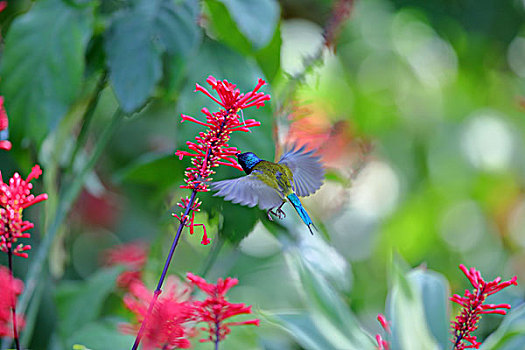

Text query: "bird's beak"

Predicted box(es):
[235, 152, 241, 157]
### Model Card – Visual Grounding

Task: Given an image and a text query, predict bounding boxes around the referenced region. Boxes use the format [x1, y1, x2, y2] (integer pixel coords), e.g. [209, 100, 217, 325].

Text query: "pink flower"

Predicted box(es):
[451, 264, 518, 349]
[0, 165, 48, 258]
[173, 76, 269, 245]
[186, 272, 259, 344]
[104, 242, 148, 289]
[0, 266, 24, 337]
[121, 277, 194, 349]
[0, 96, 12, 151]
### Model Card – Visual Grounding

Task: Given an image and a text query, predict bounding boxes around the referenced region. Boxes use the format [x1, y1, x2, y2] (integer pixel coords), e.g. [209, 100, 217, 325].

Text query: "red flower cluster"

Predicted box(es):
[451, 264, 518, 349]
[122, 273, 258, 348]
[0, 165, 48, 258]
[174, 76, 269, 244]
[0, 96, 11, 151]
[186, 272, 259, 344]
[104, 242, 148, 289]
[122, 277, 194, 350]
[0, 266, 24, 337]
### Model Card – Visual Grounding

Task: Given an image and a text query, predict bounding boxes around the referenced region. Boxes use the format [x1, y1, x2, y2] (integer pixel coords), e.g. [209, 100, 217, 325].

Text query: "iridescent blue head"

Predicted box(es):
[237, 152, 262, 174]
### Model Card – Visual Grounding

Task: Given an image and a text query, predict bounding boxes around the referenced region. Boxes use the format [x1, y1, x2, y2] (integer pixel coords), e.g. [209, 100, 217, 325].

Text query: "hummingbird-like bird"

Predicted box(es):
[211, 145, 324, 234]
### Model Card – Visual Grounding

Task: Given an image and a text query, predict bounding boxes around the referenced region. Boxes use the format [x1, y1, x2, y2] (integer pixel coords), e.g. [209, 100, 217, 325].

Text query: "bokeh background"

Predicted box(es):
[1, 0, 525, 349]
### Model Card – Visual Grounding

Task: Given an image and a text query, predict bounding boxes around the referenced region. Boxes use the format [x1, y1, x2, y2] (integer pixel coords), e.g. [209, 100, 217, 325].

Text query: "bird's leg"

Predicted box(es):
[276, 202, 286, 219]
[266, 209, 274, 221]
[267, 202, 286, 220]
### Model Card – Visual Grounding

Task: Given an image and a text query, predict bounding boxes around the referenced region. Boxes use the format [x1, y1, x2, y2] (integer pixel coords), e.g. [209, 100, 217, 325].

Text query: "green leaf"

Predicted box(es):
[105, 0, 200, 112]
[407, 268, 450, 349]
[204, 0, 251, 55]
[202, 194, 260, 244]
[480, 304, 525, 350]
[255, 24, 282, 82]
[270, 311, 343, 350]
[388, 265, 441, 350]
[114, 153, 183, 189]
[0, 0, 93, 144]
[55, 267, 123, 340]
[285, 251, 377, 350]
[67, 320, 135, 350]
[218, 0, 279, 50]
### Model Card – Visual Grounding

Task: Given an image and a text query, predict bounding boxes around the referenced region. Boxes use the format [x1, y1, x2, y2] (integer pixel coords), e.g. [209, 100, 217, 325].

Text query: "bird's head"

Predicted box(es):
[237, 152, 262, 174]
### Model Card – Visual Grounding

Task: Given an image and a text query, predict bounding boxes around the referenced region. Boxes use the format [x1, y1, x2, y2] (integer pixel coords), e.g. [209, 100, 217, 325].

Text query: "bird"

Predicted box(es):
[211, 144, 324, 234]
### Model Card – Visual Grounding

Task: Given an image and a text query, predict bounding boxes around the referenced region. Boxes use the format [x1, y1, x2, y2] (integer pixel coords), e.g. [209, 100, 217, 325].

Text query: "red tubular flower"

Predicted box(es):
[450, 264, 518, 349]
[104, 242, 148, 289]
[0, 266, 24, 337]
[0, 165, 48, 258]
[375, 313, 390, 350]
[0, 96, 12, 151]
[186, 272, 259, 344]
[174, 76, 269, 245]
[121, 277, 195, 350]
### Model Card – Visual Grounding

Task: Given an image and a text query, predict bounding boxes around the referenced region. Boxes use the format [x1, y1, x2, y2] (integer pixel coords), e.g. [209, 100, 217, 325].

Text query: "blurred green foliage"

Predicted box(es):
[1, 0, 525, 349]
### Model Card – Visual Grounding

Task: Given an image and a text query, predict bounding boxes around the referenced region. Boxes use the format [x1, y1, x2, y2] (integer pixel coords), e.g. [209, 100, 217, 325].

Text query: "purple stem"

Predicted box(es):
[214, 314, 220, 350]
[131, 190, 198, 350]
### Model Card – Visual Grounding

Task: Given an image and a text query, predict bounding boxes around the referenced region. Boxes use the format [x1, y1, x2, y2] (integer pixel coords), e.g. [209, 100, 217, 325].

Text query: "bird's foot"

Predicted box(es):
[267, 210, 274, 221]
[276, 208, 286, 220]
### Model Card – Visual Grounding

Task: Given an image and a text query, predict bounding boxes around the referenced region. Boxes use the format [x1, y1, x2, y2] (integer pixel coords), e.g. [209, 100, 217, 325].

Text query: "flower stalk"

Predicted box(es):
[131, 76, 269, 350]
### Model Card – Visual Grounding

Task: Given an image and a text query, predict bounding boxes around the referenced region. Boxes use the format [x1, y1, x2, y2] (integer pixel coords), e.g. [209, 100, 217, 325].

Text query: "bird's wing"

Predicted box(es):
[211, 175, 283, 210]
[278, 144, 324, 197]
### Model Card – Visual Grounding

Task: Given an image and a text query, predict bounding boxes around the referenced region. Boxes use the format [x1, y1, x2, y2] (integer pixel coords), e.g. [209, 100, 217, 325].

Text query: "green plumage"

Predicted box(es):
[252, 161, 294, 197]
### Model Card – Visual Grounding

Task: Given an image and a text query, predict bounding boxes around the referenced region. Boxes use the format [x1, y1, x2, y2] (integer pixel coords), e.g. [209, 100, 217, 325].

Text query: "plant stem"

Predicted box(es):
[65, 71, 108, 174]
[131, 190, 198, 350]
[214, 316, 220, 350]
[7, 248, 20, 350]
[10, 109, 123, 343]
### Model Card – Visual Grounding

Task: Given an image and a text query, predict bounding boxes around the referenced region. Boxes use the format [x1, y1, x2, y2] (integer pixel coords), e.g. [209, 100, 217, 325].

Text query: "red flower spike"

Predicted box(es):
[186, 272, 259, 344]
[174, 77, 269, 245]
[0, 165, 48, 258]
[0, 266, 25, 337]
[451, 264, 518, 350]
[0, 96, 12, 151]
[104, 242, 149, 289]
[121, 277, 195, 350]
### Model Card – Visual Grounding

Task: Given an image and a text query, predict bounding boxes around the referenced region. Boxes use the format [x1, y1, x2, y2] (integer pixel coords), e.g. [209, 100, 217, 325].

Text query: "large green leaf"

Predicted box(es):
[255, 24, 282, 82]
[0, 0, 93, 143]
[55, 267, 123, 340]
[104, 0, 200, 112]
[388, 265, 441, 350]
[480, 304, 525, 350]
[204, 0, 279, 52]
[218, 0, 279, 50]
[285, 251, 376, 350]
[408, 268, 450, 349]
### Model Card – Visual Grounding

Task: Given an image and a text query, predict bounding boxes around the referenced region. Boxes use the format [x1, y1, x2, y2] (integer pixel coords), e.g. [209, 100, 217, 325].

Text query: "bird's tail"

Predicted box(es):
[287, 193, 315, 235]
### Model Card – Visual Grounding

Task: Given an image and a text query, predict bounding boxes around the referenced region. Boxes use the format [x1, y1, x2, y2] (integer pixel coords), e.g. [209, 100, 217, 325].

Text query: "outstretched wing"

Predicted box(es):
[278, 144, 324, 197]
[211, 175, 283, 210]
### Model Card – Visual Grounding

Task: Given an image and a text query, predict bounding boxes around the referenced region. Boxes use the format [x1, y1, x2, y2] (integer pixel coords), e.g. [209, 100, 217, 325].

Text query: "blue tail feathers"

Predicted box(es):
[287, 193, 315, 235]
